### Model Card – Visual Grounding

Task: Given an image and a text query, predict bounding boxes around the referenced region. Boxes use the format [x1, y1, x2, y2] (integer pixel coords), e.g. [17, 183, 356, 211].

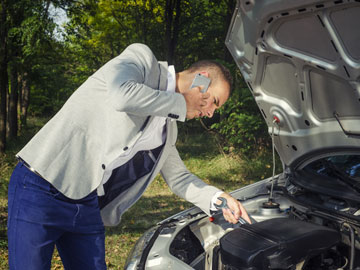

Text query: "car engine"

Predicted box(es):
[220, 218, 341, 270]
[168, 183, 360, 270]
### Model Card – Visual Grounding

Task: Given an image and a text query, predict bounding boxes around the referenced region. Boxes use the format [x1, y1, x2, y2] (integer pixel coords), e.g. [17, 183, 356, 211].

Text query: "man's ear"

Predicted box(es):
[199, 71, 209, 77]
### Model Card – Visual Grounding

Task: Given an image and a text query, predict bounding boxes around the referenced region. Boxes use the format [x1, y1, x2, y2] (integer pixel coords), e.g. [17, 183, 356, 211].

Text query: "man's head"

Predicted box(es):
[176, 60, 233, 119]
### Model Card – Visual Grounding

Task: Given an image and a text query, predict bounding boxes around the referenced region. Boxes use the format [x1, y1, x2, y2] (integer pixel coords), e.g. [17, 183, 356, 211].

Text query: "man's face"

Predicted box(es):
[200, 79, 230, 118]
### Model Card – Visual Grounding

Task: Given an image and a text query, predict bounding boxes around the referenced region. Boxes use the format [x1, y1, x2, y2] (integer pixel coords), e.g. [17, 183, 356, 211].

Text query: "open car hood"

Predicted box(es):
[225, 0, 360, 169]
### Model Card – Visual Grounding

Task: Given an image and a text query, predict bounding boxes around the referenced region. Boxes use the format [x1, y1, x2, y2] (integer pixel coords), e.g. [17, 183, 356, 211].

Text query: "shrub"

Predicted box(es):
[211, 68, 270, 157]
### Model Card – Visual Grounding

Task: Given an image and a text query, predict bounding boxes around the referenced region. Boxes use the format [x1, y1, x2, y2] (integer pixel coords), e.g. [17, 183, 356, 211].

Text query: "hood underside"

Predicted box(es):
[226, 0, 360, 168]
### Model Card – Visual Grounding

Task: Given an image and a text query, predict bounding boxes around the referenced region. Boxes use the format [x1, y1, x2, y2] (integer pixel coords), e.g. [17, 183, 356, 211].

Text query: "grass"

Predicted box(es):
[0, 118, 275, 269]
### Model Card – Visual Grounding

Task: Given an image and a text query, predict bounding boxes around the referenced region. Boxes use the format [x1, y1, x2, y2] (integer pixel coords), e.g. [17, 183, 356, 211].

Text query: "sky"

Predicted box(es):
[49, 3, 69, 40]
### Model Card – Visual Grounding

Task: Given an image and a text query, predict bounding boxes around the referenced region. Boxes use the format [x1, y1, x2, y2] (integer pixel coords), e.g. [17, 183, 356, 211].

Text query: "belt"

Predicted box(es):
[16, 156, 43, 178]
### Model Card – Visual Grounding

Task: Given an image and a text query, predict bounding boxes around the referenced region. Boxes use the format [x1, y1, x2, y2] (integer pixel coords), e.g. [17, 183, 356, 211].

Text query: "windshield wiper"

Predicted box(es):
[321, 159, 360, 194]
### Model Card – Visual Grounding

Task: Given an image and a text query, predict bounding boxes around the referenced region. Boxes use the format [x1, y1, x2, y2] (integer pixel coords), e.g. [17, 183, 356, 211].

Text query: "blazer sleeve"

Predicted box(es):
[160, 145, 222, 216]
[102, 43, 186, 121]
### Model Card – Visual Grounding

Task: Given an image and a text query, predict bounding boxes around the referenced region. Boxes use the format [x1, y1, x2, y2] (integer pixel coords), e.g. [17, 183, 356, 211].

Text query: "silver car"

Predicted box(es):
[125, 0, 360, 269]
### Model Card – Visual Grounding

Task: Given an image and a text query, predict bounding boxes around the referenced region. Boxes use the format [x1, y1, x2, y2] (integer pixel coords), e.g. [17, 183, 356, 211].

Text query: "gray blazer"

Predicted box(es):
[17, 43, 221, 226]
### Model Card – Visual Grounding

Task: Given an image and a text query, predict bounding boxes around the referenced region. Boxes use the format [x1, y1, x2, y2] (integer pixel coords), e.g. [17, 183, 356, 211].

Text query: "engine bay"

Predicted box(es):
[168, 183, 360, 270]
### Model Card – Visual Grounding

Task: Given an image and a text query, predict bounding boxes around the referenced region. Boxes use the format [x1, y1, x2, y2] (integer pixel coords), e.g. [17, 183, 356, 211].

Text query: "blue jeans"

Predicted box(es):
[7, 163, 107, 270]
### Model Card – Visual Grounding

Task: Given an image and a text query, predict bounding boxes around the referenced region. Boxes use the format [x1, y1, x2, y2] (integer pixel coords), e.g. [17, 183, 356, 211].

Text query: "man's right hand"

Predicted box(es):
[182, 86, 209, 119]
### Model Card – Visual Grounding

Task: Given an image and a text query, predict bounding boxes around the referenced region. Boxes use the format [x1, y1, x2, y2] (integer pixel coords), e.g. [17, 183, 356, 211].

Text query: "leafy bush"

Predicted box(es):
[211, 68, 270, 157]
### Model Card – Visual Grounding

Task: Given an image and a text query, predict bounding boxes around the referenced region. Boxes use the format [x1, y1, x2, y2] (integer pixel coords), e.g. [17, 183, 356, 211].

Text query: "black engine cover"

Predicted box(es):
[220, 218, 340, 270]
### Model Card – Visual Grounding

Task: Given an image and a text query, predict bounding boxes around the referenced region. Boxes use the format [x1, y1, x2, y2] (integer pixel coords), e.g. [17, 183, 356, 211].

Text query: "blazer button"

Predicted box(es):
[123, 146, 128, 151]
[102, 164, 106, 170]
[168, 113, 179, 119]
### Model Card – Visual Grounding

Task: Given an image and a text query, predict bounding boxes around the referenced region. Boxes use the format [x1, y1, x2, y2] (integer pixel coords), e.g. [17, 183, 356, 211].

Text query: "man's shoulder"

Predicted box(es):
[123, 43, 154, 58]
[115, 43, 159, 71]
[127, 43, 151, 51]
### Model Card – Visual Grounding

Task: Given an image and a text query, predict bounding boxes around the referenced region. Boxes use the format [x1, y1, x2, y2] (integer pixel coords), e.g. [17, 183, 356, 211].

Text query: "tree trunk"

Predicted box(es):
[19, 72, 30, 129]
[9, 63, 18, 138]
[170, 0, 181, 65]
[0, 0, 8, 152]
[165, 0, 174, 64]
[0, 68, 7, 153]
[164, 0, 181, 65]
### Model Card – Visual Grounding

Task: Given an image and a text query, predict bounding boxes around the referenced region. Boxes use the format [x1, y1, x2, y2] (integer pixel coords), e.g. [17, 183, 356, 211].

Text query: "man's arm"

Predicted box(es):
[102, 43, 186, 120]
[160, 145, 251, 223]
[160, 145, 220, 215]
[101, 43, 207, 121]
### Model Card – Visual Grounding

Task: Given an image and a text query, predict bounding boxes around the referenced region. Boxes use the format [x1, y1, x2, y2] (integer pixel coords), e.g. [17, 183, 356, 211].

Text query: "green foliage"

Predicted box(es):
[27, 41, 78, 116]
[2, 0, 238, 119]
[211, 68, 270, 157]
[2, 0, 78, 119]
[64, 0, 167, 75]
[3, 0, 272, 157]
[174, 0, 232, 69]
[63, 0, 233, 75]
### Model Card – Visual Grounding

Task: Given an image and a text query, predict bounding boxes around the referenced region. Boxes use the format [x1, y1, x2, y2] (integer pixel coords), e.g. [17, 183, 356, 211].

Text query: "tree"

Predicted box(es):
[0, 0, 8, 152]
[165, 0, 181, 65]
[8, 62, 18, 138]
[0, 0, 71, 151]
[0, 0, 265, 156]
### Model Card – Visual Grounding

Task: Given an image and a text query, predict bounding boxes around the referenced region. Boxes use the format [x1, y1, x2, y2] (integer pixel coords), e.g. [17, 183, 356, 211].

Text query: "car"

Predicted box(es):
[124, 0, 360, 269]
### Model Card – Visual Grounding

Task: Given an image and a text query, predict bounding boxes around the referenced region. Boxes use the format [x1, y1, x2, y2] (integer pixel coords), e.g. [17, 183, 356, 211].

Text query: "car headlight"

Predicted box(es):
[124, 225, 159, 270]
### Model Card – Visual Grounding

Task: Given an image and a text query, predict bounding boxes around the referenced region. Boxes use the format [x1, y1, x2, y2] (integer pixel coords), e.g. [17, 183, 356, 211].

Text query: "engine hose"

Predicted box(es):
[342, 222, 355, 270]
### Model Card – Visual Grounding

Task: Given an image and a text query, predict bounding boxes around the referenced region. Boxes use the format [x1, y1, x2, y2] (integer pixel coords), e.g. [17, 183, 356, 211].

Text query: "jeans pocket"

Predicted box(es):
[22, 173, 60, 197]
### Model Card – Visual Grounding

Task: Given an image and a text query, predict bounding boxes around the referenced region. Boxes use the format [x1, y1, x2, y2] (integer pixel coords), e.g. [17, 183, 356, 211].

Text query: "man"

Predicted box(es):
[7, 43, 250, 269]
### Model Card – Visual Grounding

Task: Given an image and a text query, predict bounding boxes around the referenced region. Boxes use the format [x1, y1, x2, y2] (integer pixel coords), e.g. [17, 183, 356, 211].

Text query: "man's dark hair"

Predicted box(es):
[188, 60, 233, 92]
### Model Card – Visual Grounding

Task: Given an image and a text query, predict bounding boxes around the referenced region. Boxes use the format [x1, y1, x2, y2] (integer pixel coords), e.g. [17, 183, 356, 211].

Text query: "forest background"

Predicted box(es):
[0, 0, 277, 268]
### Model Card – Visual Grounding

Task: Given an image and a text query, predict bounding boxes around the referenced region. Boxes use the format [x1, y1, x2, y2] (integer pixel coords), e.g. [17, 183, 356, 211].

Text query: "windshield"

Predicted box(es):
[293, 154, 360, 204]
[305, 155, 360, 181]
